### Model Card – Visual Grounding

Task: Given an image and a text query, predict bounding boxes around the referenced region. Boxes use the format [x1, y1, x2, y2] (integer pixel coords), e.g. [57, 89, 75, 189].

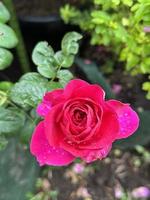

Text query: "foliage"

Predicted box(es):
[60, 0, 150, 99]
[0, 28, 82, 199]
[142, 78, 150, 100]
[0, 139, 39, 200]
[76, 58, 150, 149]
[0, 31, 82, 151]
[0, 2, 18, 70]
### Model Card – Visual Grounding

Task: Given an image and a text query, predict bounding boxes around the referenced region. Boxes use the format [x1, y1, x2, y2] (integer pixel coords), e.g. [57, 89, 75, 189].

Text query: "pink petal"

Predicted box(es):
[79, 104, 119, 150]
[36, 100, 52, 117]
[82, 144, 112, 163]
[30, 122, 75, 166]
[45, 103, 64, 146]
[64, 79, 90, 96]
[107, 100, 139, 139]
[36, 89, 64, 117]
[64, 79, 105, 103]
[72, 84, 105, 104]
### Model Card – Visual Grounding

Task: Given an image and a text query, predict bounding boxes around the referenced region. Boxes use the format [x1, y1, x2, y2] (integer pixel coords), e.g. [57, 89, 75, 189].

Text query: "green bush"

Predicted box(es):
[60, 0, 150, 99]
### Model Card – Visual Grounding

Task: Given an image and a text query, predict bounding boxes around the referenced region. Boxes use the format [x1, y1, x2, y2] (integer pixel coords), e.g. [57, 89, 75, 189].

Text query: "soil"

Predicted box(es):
[38, 150, 150, 200]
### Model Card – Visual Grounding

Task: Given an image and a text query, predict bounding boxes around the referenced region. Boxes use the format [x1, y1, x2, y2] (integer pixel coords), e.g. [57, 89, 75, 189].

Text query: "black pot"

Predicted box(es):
[18, 14, 80, 52]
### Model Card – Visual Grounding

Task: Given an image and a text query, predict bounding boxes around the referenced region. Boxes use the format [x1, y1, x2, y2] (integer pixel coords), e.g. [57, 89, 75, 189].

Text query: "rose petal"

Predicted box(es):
[30, 122, 75, 166]
[72, 84, 105, 104]
[45, 103, 64, 146]
[107, 100, 139, 139]
[36, 100, 52, 117]
[82, 144, 112, 163]
[79, 104, 119, 149]
[44, 89, 64, 106]
[64, 79, 90, 98]
[36, 89, 64, 117]
[65, 79, 105, 102]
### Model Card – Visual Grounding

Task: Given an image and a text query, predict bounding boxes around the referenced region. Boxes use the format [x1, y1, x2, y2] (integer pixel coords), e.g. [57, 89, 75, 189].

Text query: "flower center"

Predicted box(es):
[73, 109, 86, 124]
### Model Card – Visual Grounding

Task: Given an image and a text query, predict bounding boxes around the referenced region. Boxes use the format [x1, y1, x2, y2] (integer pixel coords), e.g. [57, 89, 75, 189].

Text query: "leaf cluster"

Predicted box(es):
[60, 0, 150, 99]
[0, 2, 18, 70]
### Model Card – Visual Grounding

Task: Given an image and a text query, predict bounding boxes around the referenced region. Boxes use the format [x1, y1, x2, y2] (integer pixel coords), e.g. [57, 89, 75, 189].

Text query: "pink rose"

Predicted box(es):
[30, 79, 139, 166]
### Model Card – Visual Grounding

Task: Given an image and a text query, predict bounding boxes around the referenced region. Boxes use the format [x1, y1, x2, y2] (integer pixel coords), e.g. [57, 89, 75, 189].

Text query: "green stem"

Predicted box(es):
[50, 64, 62, 83]
[3, 0, 31, 73]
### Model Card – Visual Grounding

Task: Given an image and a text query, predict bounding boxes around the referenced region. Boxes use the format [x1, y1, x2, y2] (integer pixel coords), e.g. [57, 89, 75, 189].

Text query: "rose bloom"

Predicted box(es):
[30, 79, 139, 166]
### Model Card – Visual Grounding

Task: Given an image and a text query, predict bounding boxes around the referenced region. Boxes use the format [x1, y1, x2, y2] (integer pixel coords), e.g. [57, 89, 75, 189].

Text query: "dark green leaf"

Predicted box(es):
[0, 107, 25, 135]
[0, 47, 13, 70]
[0, 139, 39, 200]
[0, 134, 8, 150]
[10, 73, 49, 108]
[19, 119, 35, 144]
[0, 23, 18, 48]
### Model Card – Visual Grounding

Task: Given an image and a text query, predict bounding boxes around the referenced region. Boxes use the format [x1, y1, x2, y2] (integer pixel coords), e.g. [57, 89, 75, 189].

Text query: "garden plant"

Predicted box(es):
[0, 1, 150, 200]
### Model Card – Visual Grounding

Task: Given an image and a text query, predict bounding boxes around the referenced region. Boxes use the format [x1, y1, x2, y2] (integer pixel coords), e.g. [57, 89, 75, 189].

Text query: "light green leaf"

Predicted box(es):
[10, 73, 49, 108]
[0, 23, 18, 48]
[0, 47, 13, 70]
[32, 41, 55, 67]
[57, 69, 73, 87]
[0, 107, 25, 135]
[0, 90, 7, 106]
[37, 65, 56, 78]
[54, 51, 74, 68]
[0, 81, 13, 91]
[0, 2, 10, 23]
[61, 32, 82, 55]
[142, 82, 150, 91]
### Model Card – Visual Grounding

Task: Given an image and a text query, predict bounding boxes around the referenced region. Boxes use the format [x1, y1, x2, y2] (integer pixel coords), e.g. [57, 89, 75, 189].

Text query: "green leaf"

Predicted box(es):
[37, 65, 56, 78]
[114, 111, 150, 149]
[10, 73, 49, 108]
[0, 134, 8, 150]
[0, 107, 25, 135]
[0, 23, 18, 48]
[48, 81, 63, 90]
[57, 69, 73, 87]
[0, 81, 13, 91]
[75, 58, 115, 99]
[54, 51, 74, 68]
[0, 47, 13, 70]
[0, 90, 7, 106]
[19, 119, 35, 144]
[0, 139, 39, 200]
[0, 2, 10, 23]
[61, 32, 82, 55]
[32, 41, 55, 67]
